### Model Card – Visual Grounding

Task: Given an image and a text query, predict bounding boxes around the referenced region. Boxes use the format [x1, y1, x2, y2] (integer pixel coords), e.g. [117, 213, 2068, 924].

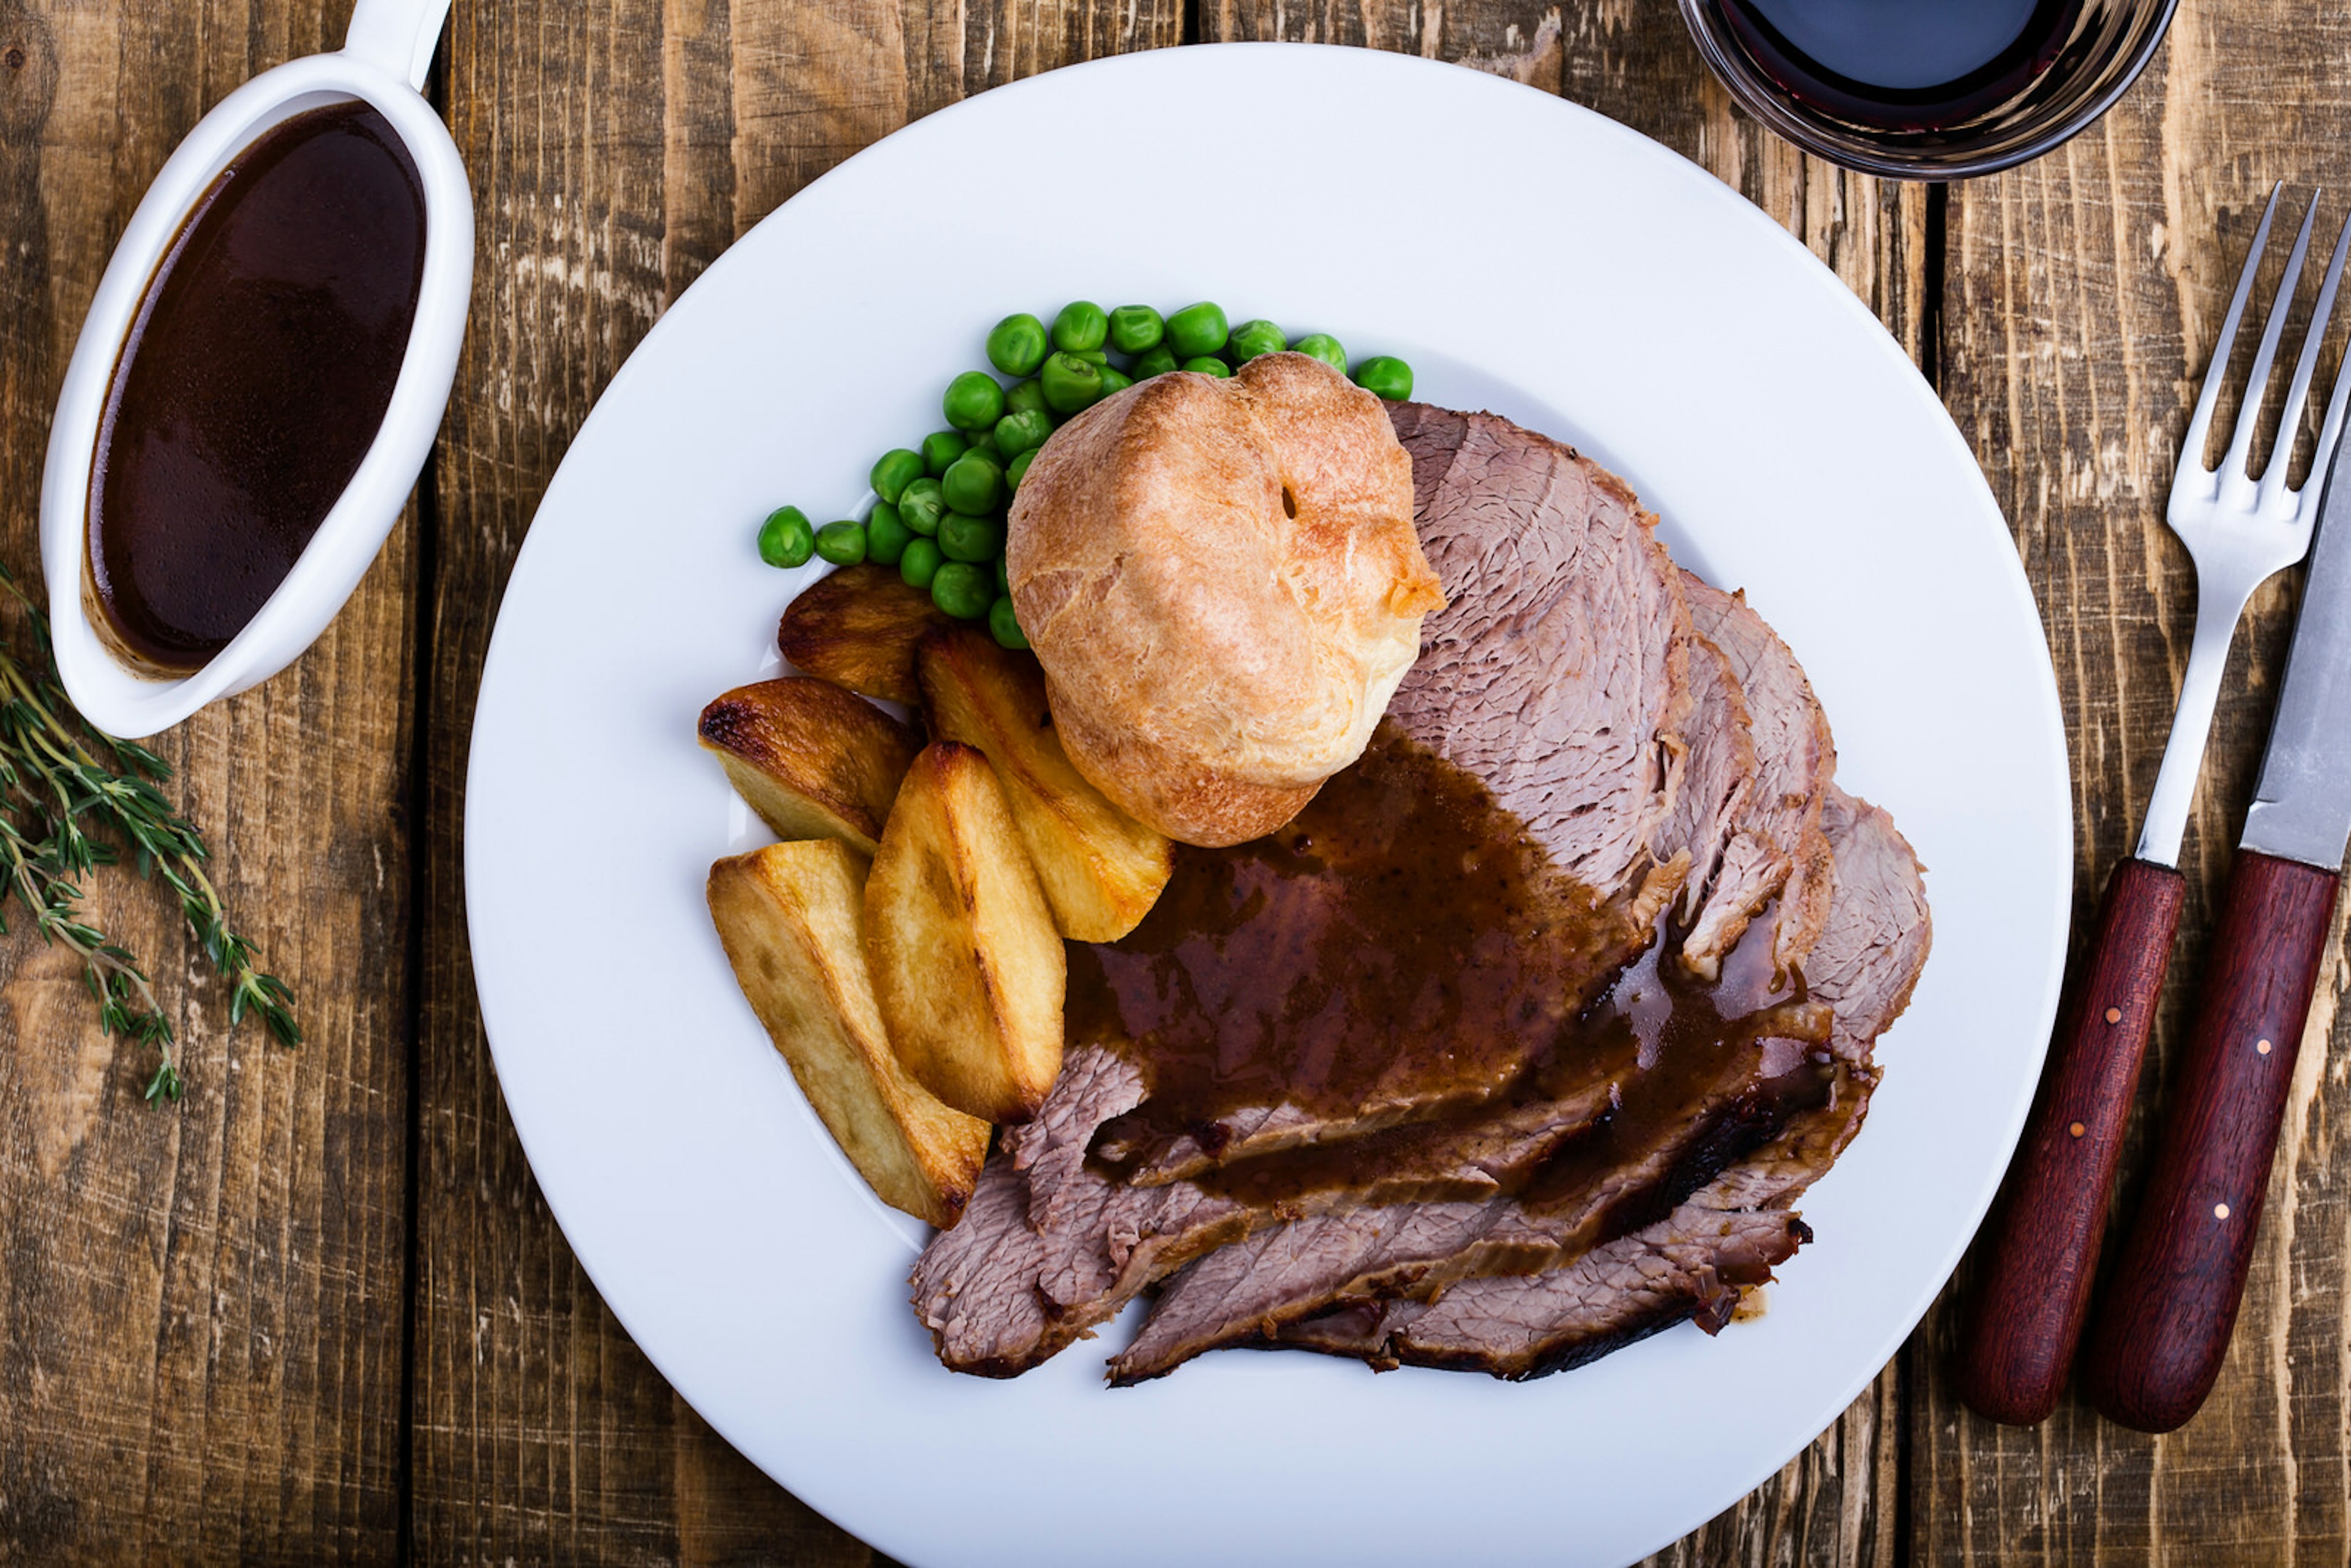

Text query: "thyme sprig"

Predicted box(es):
[0, 563, 298, 1101]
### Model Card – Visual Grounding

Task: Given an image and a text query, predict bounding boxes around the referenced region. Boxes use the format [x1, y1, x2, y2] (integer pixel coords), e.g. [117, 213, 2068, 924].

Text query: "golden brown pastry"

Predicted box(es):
[1006, 352, 1445, 846]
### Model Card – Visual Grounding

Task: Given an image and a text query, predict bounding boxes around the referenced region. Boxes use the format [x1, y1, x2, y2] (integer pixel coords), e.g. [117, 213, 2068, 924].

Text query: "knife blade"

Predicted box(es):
[2080, 435, 2351, 1432]
[2243, 451, 2351, 870]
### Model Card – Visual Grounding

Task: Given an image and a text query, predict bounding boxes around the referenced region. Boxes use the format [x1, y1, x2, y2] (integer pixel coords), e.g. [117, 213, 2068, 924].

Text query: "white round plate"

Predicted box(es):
[467, 43, 2069, 1568]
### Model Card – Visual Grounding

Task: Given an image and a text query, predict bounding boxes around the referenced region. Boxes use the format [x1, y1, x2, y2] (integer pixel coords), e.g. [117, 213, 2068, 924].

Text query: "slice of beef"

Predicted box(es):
[1277, 1209, 1812, 1376]
[1387, 405, 1690, 898]
[1657, 633, 1758, 935]
[912, 1041, 1632, 1376]
[1103, 1015, 1831, 1386]
[1697, 787, 1928, 1210]
[1677, 574, 1838, 977]
[912, 1046, 1207, 1378]
[1107, 405, 1696, 1186]
[1288, 786, 1929, 1378]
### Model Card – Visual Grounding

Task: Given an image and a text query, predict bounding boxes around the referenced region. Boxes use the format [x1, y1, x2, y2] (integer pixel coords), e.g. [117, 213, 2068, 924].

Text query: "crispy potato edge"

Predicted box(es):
[707, 840, 989, 1228]
[916, 627, 1173, 941]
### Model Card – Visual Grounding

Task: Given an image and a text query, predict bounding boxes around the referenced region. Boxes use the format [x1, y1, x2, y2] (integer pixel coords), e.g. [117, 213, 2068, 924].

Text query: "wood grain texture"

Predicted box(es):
[1921, 0, 2351, 1556]
[410, 0, 1174, 1562]
[0, 2, 415, 1562]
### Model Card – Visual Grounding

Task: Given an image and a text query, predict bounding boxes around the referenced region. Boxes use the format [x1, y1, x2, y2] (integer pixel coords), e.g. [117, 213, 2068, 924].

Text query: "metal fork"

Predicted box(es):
[1958, 184, 2351, 1427]
[2140, 187, 2351, 866]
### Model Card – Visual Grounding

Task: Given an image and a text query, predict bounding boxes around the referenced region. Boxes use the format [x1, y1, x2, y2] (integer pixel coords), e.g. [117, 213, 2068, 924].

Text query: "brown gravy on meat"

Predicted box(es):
[1067, 722, 1831, 1202]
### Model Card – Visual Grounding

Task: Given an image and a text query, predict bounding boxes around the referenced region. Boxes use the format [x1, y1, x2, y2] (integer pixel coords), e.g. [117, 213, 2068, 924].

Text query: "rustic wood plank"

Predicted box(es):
[1183, 8, 1922, 1563]
[0, 1, 415, 1561]
[412, 0, 1174, 1561]
[1921, 2, 2351, 1559]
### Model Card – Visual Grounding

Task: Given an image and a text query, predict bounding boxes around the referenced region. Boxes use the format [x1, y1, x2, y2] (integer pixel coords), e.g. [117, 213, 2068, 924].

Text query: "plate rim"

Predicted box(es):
[464, 42, 2071, 1567]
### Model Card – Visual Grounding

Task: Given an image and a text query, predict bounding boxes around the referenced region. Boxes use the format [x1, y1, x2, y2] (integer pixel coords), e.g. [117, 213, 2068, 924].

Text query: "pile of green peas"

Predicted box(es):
[756, 301, 1417, 651]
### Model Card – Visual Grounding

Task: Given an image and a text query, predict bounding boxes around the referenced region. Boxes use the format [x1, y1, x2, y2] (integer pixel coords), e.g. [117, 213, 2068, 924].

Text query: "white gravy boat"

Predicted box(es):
[38, 0, 470, 739]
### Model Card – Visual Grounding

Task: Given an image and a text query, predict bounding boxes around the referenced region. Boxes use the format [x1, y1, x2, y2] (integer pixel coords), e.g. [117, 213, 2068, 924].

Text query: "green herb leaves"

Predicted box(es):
[0, 564, 298, 1101]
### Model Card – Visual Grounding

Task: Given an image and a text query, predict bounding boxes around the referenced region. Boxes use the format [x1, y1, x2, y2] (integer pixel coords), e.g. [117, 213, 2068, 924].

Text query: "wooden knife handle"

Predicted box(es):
[2080, 850, 2342, 1433]
[1955, 856, 2185, 1426]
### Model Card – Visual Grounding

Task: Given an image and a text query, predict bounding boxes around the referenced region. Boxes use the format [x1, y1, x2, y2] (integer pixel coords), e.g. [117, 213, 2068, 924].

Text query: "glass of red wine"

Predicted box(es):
[1679, 0, 2177, 179]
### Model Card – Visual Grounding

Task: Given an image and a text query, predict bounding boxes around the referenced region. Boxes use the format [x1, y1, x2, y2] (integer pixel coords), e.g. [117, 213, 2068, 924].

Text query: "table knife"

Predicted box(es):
[2075, 436, 2351, 1433]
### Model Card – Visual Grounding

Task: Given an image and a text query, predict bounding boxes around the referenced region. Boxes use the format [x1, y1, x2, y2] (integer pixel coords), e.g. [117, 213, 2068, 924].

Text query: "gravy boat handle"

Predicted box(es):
[344, 0, 452, 92]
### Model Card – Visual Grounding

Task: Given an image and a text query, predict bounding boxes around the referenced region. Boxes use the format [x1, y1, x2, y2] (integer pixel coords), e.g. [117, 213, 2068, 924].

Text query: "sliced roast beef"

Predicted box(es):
[911, 403, 1933, 1392]
[1103, 997, 1832, 1385]
[1386, 404, 1690, 898]
[1657, 634, 1757, 933]
[1281, 786, 1929, 1378]
[1698, 788, 1928, 1210]
[1677, 574, 1838, 976]
[1101, 407, 1696, 1185]
[1277, 1208, 1812, 1377]
[912, 1040, 1633, 1376]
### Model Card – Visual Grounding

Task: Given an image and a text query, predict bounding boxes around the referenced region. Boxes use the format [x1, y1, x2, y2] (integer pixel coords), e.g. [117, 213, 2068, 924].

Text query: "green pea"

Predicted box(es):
[869, 449, 924, 504]
[899, 536, 943, 591]
[986, 313, 1049, 378]
[939, 511, 1006, 564]
[931, 561, 993, 620]
[1131, 343, 1179, 379]
[996, 408, 1054, 458]
[1096, 366, 1133, 399]
[866, 502, 912, 567]
[757, 505, 815, 568]
[1181, 356, 1231, 378]
[968, 430, 1003, 463]
[1290, 332, 1347, 372]
[1006, 448, 1035, 492]
[1166, 301, 1229, 359]
[814, 519, 867, 566]
[988, 595, 1029, 650]
[1109, 304, 1165, 356]
[996, 553, 1011, 595]
[923, 429, 969, 476]
[899, 478, 945, 536]
[1005, 378, 1048, 418]
[944, 370, 1007, 432]
[1040, 351, 1105, 414]
[1070, 348, 1109, 366]
[942, 453, 1003, 516]
[1352, 355, 1414, 402]
[1229, 318, 1285, 364]
[1052, 301, 1109, 354]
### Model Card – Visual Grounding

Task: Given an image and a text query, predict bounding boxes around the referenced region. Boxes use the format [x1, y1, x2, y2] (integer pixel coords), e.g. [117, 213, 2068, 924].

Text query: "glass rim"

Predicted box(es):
[1676, 0, 2181, 181]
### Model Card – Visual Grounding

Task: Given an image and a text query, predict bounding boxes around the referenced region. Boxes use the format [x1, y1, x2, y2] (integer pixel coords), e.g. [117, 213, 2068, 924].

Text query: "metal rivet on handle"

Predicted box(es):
[2258, 1038, 2273, 1055]
[2105, 1007, 2123, 1024]
[2216, 1203, 2232, 1220]
[2069, 1122, 2086, 1137]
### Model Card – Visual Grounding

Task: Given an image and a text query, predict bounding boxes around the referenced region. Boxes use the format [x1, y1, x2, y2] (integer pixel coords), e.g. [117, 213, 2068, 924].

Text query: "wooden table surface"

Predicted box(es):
[4, 1, 2350, 1562]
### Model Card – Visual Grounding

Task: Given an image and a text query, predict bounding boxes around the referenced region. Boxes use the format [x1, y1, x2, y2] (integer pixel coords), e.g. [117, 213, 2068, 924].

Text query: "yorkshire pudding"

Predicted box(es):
[1005, 352, 1445, 847]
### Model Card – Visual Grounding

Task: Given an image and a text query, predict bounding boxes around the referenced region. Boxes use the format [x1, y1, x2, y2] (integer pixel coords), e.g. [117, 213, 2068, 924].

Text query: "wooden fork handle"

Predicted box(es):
[2080, 851, 2341, 1433]
[1955, 856, 2184, 1426]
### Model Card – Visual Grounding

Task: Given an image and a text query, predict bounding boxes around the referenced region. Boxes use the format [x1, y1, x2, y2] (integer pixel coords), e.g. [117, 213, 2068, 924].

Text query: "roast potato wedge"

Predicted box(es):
[866, 741, 1066, 1122]
[916, 626, 1172, 941]
[707, 839, 990, 1228]
[698, 677, 921, 857]
[776, 565, 953, 705]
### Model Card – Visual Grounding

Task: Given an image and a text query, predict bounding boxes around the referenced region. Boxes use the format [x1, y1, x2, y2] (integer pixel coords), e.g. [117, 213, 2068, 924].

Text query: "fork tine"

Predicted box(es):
[2222, 189, 2322, 483]
[2181, 182, 2283, 481]
[2260, 200, 2351, 506]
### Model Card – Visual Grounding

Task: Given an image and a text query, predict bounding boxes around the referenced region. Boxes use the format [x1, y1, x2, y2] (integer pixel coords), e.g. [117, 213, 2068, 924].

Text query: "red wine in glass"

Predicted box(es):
[1712, 0, 2088, 132]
